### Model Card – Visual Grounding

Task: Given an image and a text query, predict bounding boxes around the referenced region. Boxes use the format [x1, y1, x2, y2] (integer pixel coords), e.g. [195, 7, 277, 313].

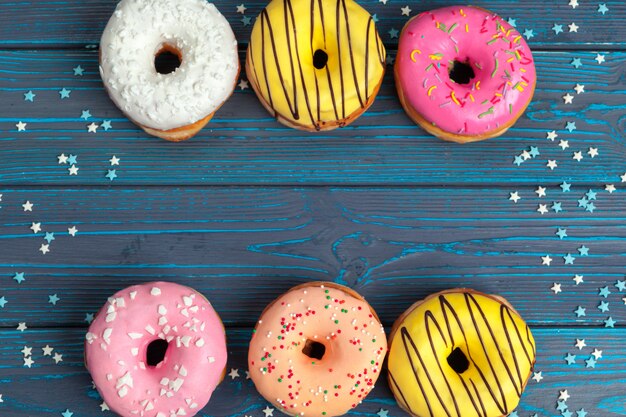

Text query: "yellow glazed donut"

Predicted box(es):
[248, 282, 387, 417]
[387, 289, 536, 417]
[246, 0, 386, 131]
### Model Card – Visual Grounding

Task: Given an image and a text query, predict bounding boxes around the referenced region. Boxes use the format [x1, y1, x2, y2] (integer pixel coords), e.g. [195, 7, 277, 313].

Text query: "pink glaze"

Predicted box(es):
[248, 283, 387, 417]
[395, 6, 536, 136]
[85, 282, 227, 417]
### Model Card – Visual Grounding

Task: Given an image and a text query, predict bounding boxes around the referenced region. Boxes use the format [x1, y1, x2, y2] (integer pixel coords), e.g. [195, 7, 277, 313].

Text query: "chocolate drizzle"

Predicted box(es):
[388, 292, 536, 417]
[248, 0, 385, 130]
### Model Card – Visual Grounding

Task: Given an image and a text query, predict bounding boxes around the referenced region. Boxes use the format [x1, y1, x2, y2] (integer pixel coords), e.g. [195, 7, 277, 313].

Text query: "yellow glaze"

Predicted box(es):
[246, 0, 385, 130]
[387, 290, 536, 417]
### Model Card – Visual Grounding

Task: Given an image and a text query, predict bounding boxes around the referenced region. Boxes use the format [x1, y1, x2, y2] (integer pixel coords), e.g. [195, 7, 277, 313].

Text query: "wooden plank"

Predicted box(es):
[0, 0, 624, 49]
[1, 187, 625, 327]
[1, 50, 624, 186]
[0, 327, 624, 416]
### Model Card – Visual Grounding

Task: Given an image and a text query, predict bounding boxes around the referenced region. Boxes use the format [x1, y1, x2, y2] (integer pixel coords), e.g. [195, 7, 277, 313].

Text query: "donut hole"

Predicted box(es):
[146, 338, 170, 367]
[302, 339, 326, 360]
[154, 46, 182, 75]
[313, 49, 329, 70]
[447, 347, 470, 374]
[448, 60, 475, 85]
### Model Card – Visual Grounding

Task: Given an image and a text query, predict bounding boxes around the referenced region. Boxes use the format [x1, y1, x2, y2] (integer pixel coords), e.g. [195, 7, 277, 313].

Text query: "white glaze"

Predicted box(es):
[99, 0, 239, 130]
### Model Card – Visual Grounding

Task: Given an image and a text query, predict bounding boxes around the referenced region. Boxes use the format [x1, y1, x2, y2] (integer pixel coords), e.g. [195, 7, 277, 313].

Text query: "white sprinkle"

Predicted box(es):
[158, 316, 168, 326]
[183, 296, 193, 306]
[131, 348, 139, 356]
[179, 365, 188, 376]
[145, 325, 156, 335]
[170, 378, 184, 392]
[180, 335, 191, 347]
[118, 386, 128, 398]
[103, 328, 113, 344]
[129, 291, 137, 300]
[158, 305, 167, 315]
[128, 332, 143, 339]
[208, 356, 215, 363]
[85, 332, 97, 344]
[151, 287, 161, 296]
[115, 297, 126, 308]
[196, 338, 205, 347]
[106, 312, 117, 323]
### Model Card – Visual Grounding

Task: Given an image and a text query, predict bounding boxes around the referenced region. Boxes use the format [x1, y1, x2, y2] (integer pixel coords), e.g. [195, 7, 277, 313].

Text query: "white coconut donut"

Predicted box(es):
[99, 0, 240, 141]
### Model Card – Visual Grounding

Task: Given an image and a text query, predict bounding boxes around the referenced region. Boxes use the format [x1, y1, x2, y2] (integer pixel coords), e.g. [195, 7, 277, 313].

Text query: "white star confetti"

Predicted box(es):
[30, 222, 41, 233]
[39, 244, 50, 255]
[509, 191, 521, 203]
[573, 151, 583, 162]
[559, 140, 570, 150]
[605, 184, 616, 193]
[236, 4, 247, 13]
[538, 204, 549, 215]
[87, 122, 99, 133]
[42, 345, 54, 356]
[568, 22, 579, 32]
[588, 147, 599, 158]
[68, 165, 79, 175]
[595, 53, 605, 64]
[550, 282, 561, 292]
[536, 186, 546, 197]
[22, 201, 33, 212]
[562, 93, 574, 104]
[16, 322, 27, 332]
[547, 160, 558, 170]
[575, 338, 587, 350]
[109, 155, 120, 166]
[58, 153, 69, 164]
[228, 368, 240, 379]
[532, 371, 543, 382]
[574, 83, 585, 94]
[16, 121, 27, 131]
[573, 274, 584, 285]
[546, 131, 558, 141]
[559, 390, 570, 401]
[400, 5, 411, 15]
[68, 226, 78, 236]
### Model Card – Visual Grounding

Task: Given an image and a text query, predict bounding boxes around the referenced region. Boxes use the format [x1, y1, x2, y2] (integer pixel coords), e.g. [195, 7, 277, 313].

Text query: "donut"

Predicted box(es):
[394, 6, 536, 143]
[246, 0, 386, 131]
[387, 289, 536, 417]
[248, 282, 387, 416]
[84, 282, 227, 417]
[99, 0, 239, 141]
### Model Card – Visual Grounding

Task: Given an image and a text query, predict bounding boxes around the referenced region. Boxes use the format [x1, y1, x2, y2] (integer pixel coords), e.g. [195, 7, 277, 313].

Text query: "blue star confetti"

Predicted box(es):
[24, 90, 36, 102]
[59, 88, 71, 99]
[13, 272, 25, 283]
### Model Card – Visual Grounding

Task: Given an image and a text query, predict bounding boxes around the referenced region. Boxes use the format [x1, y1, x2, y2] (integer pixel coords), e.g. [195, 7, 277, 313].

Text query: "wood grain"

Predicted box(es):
[1, 50, 624, 186]
[0, 328, 624, 416]
[1, 187, 624, 327]
[0, 0, 624, 49]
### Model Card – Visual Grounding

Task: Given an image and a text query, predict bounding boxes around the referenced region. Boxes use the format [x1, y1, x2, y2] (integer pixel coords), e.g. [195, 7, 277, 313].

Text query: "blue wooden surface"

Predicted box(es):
[1, 0, 626, 416]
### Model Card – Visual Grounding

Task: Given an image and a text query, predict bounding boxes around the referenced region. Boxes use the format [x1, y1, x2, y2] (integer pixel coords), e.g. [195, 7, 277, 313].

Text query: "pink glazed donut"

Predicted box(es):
[85, 282, 227, 417]
[395, 6, 536, 143]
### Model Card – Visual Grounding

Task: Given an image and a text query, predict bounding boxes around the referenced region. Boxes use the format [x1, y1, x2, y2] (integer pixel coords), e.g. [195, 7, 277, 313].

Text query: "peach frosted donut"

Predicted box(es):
[246, 0, 386, 131]
[395, 6, 537, 143]
[99, 0, 239, 141]
[84, 282, 227, 417]
[248, 282, 387, 417]
[387, 289, 536, 417]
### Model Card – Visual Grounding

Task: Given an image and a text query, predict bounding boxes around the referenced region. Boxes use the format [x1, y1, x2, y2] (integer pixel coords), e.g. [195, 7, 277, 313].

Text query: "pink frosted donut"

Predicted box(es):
[85, 282, 227, 417]
[395, 6, 536, 143]
[248, 282, 387, 417]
